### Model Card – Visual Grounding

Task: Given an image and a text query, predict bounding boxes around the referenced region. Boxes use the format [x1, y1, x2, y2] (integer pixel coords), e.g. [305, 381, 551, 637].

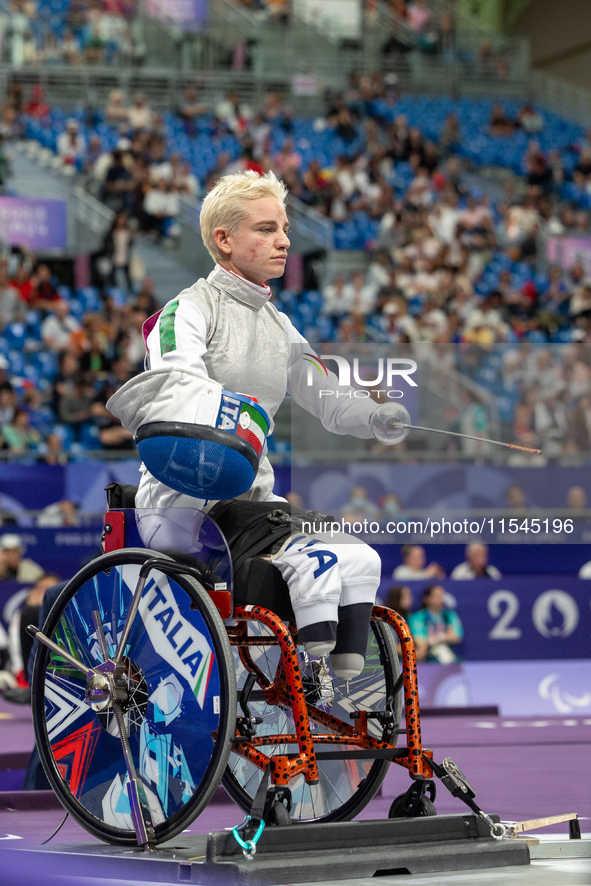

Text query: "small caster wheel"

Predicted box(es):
[388, 780, 437, 818]
[267, 801, 292, 827]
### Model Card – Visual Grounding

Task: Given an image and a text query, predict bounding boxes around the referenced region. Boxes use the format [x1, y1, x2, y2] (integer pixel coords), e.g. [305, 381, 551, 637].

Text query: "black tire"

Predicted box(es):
[389, 794, 437, 817]
[32, 549, 236, 846]
[268, 801, 292, 827]
[388, 780, 437, 818]
[222, 617, 401, 822]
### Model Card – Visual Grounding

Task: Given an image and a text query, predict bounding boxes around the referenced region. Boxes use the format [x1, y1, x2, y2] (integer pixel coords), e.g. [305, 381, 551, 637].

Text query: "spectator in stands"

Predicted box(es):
[379, 493, 404, 525]
[517, 104, 543, 134]
[525, 141, 551, 191]
[505, 484, 527, 509]
[61, 28, 81, 64]
[173, 160, 199, 197]
[32, 263, 60, 311]
[57, 373, 95, 434]
[105, 89, 129, 124]
[384, 584, 413, 620]
[102, 149, 134, 213]
[57, 119, 86, 169]
[37, 500, 80, 527]
[142, 179, 180, 240]
[101, 211, 135, 294]
[566, 485, 587, 509]
[128, 93, 152, 131]
[92, 403, 134, 450]
[322, 275, 353, 318]
[406, 0, 431, 33]
[489, 103, 514, 136]
[0, 534, 43, 582]
[450, 543, 501, 579]
[339, 486, 381, 522]
[83, 134, 103, 184]
[439, 113, 460, 156]
[41, 299, 81, 352]
[0, 134, 11, 190]
[409, 584, 463, 663]
[216, 91, 252, 134]
[575, 148, 591, 178]
[4, 572, 60, 691]
[79, 332, 111, 374]
[1, 409, 41, 453]
[38, 431, 68, 466]
[50, 351, 79, 413]
[0, 259, 23, 326]
[348, 269, 378, 314]
[25, 84, 49, 119]
[21, 388, 52, 435]
[0, 383, 16, 426]
[272, 138, 302, 177]
[177, 85, 207, 134]
[134, 277, 158, 316]
[121, 307, 148, 369]
[11, 261, 35, 304]
[392, 545, 445, 580]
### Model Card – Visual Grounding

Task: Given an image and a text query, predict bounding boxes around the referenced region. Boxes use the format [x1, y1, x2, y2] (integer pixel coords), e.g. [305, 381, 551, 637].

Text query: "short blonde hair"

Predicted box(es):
[200, 170, 288, 263]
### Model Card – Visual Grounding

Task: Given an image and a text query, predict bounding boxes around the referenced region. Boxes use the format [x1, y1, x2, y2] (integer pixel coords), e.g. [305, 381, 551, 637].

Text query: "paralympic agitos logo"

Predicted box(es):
[303, 353, 417, 399]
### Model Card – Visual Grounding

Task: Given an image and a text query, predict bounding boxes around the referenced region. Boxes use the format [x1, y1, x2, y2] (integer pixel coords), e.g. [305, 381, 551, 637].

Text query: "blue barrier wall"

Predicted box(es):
[377, 577, 591, 661]
[3, 571, 590, 663]
[1, 463, 590, 581]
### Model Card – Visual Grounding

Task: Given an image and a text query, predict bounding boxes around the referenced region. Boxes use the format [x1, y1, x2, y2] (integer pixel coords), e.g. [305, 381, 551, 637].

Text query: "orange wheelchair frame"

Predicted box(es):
[227, 605, 432, 788]
[103, 506, 432, 797]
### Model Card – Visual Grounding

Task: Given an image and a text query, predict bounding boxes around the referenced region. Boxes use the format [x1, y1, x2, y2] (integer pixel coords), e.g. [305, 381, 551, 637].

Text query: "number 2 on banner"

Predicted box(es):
[488, 590, 522, 639]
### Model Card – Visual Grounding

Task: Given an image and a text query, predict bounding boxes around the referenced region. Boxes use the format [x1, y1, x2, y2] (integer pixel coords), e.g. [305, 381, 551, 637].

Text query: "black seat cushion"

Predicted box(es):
[234, 556, 294, 621]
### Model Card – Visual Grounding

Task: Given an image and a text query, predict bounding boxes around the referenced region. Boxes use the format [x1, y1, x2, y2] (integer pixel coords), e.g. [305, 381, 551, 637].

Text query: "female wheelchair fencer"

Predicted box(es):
[28, 169, 502, 847]
[107, 169, 384, 682]
[27, 172, 504, 849]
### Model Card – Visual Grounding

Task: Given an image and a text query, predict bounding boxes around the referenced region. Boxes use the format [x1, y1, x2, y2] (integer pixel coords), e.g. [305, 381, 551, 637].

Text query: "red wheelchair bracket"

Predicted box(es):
[372, 606, 432, 779]
[103, 510, 125, 552]
[208, 590, 233, 620]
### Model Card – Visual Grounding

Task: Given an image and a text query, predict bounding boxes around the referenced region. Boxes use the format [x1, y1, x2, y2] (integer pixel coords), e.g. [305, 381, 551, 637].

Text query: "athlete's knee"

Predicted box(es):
[339, 541, 381, 582]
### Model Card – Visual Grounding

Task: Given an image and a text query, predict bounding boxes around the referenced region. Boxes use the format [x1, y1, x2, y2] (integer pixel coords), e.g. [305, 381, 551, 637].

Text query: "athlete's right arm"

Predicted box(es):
[144, 298, 209, 376]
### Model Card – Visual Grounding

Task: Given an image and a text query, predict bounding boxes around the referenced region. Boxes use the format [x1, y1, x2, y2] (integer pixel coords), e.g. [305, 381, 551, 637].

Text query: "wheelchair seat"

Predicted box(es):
[234, 555, 295, 621]
[104, 481, 295, 621]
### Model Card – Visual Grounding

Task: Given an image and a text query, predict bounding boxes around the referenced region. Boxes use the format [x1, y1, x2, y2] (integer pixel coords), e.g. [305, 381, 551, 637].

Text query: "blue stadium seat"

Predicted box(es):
[5, 323, 27, 349]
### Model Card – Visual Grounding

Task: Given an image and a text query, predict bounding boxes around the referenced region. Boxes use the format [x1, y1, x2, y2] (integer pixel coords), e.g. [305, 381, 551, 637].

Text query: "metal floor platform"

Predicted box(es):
[0, 813, 530, 885]
[1, 695, 589, 885]
[0, 827, 589, 886]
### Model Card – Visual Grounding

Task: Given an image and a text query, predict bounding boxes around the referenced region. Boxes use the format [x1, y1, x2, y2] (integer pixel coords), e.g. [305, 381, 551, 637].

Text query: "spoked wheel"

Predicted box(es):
[32, 549, 236, 846]
[222, 617, 401, 822]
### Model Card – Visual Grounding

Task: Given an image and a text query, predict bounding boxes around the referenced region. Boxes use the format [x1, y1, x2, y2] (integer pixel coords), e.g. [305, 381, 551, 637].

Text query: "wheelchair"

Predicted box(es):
[29, 492, 434, 849]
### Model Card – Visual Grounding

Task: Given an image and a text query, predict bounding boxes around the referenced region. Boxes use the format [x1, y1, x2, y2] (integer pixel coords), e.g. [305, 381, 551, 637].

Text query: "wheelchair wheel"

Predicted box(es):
[31, 549, 236, 846]
[222, 617, 401, 822]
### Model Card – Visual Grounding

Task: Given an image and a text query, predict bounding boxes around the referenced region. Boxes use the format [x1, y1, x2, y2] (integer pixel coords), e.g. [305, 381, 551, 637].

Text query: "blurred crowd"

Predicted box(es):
[366, 0, 471, 71]
[2, 0, 143, 68]
[1, 71, 591, 460]
[384, 581, 463, 663]
[0, 241, 162, 459]
[332, 482, 589, 529]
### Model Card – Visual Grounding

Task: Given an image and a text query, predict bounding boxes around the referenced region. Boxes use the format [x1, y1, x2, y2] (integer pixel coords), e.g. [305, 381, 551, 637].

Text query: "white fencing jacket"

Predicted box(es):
[109, 264, 376, 512]
[107, 264, 382, 629]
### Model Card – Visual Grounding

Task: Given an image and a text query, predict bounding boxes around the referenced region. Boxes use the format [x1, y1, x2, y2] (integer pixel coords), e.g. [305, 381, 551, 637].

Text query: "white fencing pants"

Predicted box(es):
[271, 530, 382, 672]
